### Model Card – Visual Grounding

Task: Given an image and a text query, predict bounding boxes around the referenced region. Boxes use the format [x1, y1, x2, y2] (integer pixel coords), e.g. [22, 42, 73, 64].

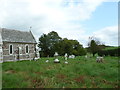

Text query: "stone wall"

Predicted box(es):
[2, 42, 36, 61]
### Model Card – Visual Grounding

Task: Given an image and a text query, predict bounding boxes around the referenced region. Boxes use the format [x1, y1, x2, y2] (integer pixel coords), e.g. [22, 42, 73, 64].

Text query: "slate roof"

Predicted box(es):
[1, 28, 37, 44]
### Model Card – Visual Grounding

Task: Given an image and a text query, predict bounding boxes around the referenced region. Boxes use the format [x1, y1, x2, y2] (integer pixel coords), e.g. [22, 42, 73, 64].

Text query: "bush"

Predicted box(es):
[98, 47, 119, 57]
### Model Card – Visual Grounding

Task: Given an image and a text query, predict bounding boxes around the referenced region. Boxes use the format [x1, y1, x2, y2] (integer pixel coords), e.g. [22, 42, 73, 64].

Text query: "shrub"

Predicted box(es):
[98, 47, 119, 57]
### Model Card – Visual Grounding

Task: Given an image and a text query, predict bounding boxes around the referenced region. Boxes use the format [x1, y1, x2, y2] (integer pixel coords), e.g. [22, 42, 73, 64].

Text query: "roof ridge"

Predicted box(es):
[2, 28, 29, 33]
[29, 30, 37, 43]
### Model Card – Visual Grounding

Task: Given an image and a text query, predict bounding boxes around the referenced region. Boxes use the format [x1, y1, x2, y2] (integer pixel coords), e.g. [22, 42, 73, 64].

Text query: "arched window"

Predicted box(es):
[9, 44, 13, 55]
[25, 45, 29, 54]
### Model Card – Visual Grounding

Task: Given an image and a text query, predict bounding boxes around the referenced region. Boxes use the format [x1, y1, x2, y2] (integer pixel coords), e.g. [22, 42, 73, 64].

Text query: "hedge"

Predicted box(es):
[98, 47, 120, 57]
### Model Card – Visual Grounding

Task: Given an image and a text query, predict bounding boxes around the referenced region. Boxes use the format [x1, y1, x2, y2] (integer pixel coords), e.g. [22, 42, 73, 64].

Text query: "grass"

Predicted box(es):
[2, 56, 119, 88]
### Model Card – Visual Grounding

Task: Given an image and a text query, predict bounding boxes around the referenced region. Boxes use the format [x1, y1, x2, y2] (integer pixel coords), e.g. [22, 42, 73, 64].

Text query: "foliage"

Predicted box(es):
[2, 56, 119, 88]
[103, 46, 119, 50]
[38, 31, 62, 57]
[87, 37, 104, 56]
[98, 47, 120, 57]
[38, 31, 86, 57]
[54, 38, 86, 56]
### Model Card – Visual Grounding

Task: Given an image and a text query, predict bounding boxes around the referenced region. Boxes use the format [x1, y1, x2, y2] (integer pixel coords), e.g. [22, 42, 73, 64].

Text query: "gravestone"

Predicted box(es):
[45, 55, 50, 62]
[54, 52, 60, 63]
[64, 53, 68, 60]
[46, 60, 49, 63]
[64, 53, 68, 64]
[65, 61, 68, 64]
[96, 57, 103, 63]
[34, 48, 40, 60]
[69, 55, 75, 59]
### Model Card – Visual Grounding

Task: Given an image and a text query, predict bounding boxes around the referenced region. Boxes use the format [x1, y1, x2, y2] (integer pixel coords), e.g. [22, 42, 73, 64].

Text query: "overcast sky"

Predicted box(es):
[0, 0, 118, 47]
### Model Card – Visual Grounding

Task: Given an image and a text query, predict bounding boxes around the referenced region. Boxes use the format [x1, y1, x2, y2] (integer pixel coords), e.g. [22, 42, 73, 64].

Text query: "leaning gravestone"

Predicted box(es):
[54, 52, 60, 63]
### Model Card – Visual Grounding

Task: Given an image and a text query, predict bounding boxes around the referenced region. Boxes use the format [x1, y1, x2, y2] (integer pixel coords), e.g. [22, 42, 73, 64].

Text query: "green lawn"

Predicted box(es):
[2, 56, 119, 88]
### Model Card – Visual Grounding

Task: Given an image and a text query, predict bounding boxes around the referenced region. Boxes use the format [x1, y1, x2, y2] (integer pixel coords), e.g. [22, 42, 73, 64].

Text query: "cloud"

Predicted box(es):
[0, 0, 117, 47]
[93, 25, 118, 46]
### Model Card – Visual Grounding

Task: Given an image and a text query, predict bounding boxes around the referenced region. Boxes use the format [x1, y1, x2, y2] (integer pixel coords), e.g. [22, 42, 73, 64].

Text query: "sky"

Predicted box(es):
[0, 0, 118, 47]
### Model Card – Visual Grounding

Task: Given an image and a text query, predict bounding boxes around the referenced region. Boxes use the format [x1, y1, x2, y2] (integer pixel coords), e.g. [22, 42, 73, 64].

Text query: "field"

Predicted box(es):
[2, 56, 119, 88]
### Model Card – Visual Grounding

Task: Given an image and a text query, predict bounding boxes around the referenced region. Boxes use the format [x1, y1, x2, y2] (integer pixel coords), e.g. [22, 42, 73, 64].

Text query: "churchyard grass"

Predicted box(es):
[2, 56, 119, 88]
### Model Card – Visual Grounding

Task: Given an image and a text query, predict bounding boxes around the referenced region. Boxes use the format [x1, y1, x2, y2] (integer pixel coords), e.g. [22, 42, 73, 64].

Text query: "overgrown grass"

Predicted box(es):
[2, 56, 119, 88]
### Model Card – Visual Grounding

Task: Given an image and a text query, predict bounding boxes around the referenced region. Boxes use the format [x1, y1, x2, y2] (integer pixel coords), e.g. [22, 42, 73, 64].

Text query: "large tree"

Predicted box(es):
[54, 38, 86, 56]
[38, 31, 86, 57]
[88, 36, 104, 56]
[38, 31, 61, 57]
[48, 31, 62, 56]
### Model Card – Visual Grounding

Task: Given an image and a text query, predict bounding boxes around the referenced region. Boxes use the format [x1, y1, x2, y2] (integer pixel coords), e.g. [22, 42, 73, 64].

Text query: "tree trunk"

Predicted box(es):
[93, 53, 95, 57]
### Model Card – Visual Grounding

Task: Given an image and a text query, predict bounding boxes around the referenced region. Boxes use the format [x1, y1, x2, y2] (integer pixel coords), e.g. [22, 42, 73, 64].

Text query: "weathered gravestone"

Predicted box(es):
[64, 53, 68, 60]
[46, 60, 49, 63]
[96, 57, 104, 63]
[64, 53, 68, 64]
[54, 52, 60, 63]
[69, 55, 75, 59]
[34, 48, 40, 61]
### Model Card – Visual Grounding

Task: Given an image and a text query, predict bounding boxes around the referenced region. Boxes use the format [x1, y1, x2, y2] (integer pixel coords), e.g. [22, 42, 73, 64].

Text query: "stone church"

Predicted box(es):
[0, 28, 38, 62]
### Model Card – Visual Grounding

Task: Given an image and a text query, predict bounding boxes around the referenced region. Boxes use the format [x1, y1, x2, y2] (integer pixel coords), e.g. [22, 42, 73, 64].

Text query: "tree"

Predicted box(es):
[38, 31, 86, 57]
[54, 38, 86, 56]
[88, 36, 103, 56]
[38, 31, 61, 57]
[38, 34, 50, 57]
[53, 38, 72, 55]
[89, 40, 98, 56]
[47, 31, 62, 56]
